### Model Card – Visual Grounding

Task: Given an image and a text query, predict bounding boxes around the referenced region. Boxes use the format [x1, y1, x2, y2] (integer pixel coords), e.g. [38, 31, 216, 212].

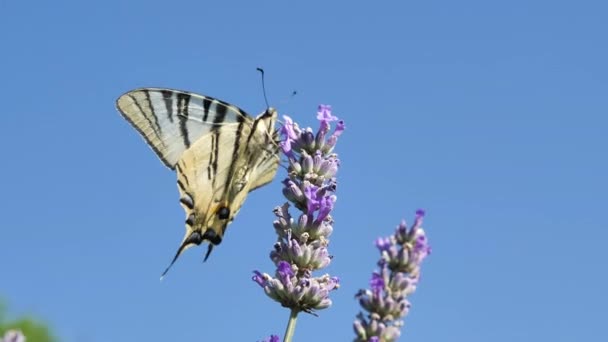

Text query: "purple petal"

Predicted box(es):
[413, 209, 425, 230]
[316, 195, 335, 222]
[266, 335, 280, 342]
[414, 234, 431, 259]
[329, 276, 340, 290]
[370, 272, 384, 295]
[279, 139, 293, 156]
[333, 120, 346, 137]
[252, 271, 267, 287]
[280, 115, 298, 139]
[375, 237, 392, 252]
[316, 104, 337, 122]
[415, 209, 425, 220]
[304, 184, 321, 215]
[277, 261, 294, 285]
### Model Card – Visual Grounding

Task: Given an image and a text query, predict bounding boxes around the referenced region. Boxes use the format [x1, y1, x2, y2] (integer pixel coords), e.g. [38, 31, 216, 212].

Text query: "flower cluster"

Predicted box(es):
[253, 105, 344, 314]
[353, 210, 431, 342]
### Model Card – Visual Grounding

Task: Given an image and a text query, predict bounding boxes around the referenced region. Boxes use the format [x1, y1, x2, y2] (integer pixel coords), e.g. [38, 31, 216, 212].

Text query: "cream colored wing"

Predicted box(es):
[116, 88, 253, 169]
[160, 108, 279, 277]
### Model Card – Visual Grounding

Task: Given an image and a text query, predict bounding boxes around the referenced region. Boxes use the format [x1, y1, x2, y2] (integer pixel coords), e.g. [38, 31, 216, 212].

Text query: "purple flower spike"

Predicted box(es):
[254, 105, 344, 317]
[354, 212, 431, 342]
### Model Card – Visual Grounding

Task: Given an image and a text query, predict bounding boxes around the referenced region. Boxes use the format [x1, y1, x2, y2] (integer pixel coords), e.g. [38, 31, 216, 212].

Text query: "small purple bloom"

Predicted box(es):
[281, 115, 298, 140]
[370, 272, 384, 296]
[280, 139, 293, 156]
[261, 334, 280, 342]
[278, 261, 294, 283]
[280, 115, 299, 156]
[252, 270, 267, 287]
[414, 234, 431, 261]
[330, 276, 340, 288]
[333, 120, 346, 138]
[304, 184, 321, 216]
[415, 209, 425, 218]
[316, 195, 334, 223]
[375, 237, 392, 252]
[316, 104, 337, 123]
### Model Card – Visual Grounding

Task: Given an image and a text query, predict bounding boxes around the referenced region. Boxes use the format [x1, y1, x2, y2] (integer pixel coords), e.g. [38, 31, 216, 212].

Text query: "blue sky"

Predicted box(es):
[1, 0, 606, 341]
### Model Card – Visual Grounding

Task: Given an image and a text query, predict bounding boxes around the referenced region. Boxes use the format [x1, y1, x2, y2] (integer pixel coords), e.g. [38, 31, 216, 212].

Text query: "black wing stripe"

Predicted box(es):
[224, 116, 246, 192]
[202, 98, 212, 122]
[160, 90, 174, 123]
[207, 133, 215, 180]
[176, 162, 190, 185]
[127, 94, 162, 141]
[210, 101, 228, 186]
[118, 97, 171, 168]
[213, 101, 228, 127]
[212, 130, 220, 187]
[245, 115, 262, 152]
[177, 179, 186, 192]
[143, 90, 163, 138]
[177, 93, 191, 148]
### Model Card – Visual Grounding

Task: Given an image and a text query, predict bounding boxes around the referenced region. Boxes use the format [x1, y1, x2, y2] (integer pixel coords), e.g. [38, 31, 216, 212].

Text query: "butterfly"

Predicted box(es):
[116, 88, 279, 277]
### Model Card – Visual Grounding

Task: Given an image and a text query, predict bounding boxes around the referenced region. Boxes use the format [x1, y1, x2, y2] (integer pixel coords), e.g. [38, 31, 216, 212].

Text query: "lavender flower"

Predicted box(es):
[1, 330, 25, 342]
[353, 211, 431, 342]
[253, 105, 344, 341]
[259, 334, 280, 342]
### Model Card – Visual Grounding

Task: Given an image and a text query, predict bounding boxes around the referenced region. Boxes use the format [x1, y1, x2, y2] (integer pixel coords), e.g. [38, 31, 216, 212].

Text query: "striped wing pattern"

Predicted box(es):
[116, 88, 279, 276]
[116, 88, 254, 169]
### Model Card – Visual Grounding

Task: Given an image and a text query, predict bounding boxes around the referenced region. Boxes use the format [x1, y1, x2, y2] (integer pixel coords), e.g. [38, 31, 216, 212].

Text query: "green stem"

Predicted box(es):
[283, 308, 299, 342]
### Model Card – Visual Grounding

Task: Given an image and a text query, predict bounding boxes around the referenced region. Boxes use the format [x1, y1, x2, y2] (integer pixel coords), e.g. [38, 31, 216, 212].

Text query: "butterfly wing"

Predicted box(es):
[162, 109, 279, 276]
[116, 87, 280, 276]
[116, 88, 253, 169]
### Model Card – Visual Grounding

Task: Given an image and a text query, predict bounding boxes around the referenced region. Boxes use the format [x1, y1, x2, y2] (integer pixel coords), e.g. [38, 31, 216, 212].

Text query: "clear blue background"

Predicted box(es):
[1, 0, 606, 341]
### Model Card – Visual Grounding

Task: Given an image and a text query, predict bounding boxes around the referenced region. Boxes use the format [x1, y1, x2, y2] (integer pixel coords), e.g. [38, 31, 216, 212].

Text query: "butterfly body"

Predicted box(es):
[116, 88, 279, 275]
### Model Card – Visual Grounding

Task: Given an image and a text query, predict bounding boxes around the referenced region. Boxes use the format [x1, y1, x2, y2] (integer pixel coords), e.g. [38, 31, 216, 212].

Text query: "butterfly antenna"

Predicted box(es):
[257, 67, 270, 109]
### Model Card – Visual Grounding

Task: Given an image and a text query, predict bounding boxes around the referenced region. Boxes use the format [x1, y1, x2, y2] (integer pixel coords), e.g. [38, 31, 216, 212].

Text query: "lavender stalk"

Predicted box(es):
[353, 210, 431, 342]
[253, 105, 344, 342]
